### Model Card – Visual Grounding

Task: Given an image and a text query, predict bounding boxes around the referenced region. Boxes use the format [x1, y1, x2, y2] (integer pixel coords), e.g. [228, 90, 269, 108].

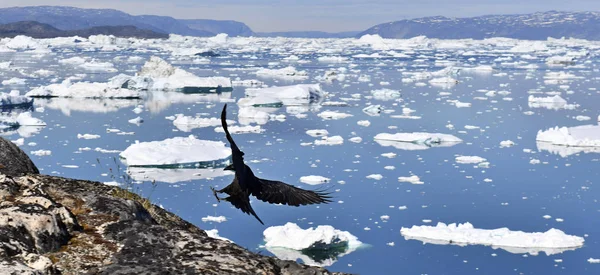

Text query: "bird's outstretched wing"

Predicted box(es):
[253, 178, 332, 206]
[221, 104, 249, 191]
[226, 195, 264, 225]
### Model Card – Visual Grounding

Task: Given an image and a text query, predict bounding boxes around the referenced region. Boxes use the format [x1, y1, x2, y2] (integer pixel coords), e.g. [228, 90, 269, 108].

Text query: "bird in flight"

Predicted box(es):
[211, 104, 331, 224]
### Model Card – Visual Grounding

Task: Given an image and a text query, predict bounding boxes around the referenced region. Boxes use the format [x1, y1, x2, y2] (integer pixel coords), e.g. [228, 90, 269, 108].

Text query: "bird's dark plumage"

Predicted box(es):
[212, 104, 332, 224]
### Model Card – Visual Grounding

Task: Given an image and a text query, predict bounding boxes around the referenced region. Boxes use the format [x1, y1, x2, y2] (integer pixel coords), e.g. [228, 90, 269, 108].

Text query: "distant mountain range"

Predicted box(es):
[1, 7, 600, 40]
[0, 21, 168, 39]
[359, 11, 600, 40]
[0, 6, 253, 37]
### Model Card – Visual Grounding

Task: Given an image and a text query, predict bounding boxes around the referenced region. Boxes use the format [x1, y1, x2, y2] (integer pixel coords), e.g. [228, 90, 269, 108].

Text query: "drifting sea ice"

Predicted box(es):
[318, 111, 353, 120]
[255, 66, 308, 80]
[536, 125, 600, 156]
[0, 90, 33, 107]
[370, 89, 401, 101]
[173, 114, 234, 132]
[26, 78, 142, 99]
[528, 95, 578, 110]
[401, 222, 584, 256]
[119, 135, 231, 168]
[455, 156, 487, 164]
[263, 222, 363, 267]
[214, 125, 264, 134]
[314, 136, 344, 146]
[299, 175, 330, 185]
[374, 132, 462, 150]
[398, 175, 424, 184]
[244, 84, 323, 105]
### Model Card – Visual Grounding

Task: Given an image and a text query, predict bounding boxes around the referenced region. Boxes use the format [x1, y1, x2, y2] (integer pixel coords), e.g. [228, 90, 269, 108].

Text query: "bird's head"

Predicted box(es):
[224, 163, 235, 171]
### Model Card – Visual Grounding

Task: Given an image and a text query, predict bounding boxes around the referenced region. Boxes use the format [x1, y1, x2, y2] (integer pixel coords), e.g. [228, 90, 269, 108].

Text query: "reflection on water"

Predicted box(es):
[128, 167, 233, 183]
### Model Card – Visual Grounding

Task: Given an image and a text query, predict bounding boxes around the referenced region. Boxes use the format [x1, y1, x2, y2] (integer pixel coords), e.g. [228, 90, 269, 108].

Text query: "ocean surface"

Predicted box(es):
[1, 35, 599, 274]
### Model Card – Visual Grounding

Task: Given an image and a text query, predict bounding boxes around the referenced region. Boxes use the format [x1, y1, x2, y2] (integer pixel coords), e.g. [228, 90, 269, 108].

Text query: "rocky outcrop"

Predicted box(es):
[0, 137, 347, 275]
[0, 137, 39, 176]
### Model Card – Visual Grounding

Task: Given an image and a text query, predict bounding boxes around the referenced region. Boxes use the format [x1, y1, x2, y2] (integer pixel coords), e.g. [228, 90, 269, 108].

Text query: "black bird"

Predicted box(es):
[211, 104, 332, 224]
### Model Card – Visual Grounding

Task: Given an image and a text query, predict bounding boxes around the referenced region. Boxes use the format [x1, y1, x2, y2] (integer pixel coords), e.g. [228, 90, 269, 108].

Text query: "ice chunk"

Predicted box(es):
[30, 150, 51, 156]
[528, 95, 577, 110]
[263, 222, 363, 267]
[371, 89, 401, 101]
[120, 135, 231, 168]
[401, 222, 584, 256]
[314, 136, 343, 146]
[306, 129, 329, 137]
[2, 78, 26, 85]
[201, 216, 227, 223]
[398, 175, 423, 184]
[256, 66, 308, 80]
[300, 175, 330, 185]
[0, 90, 33, 108]
[128, 116, 143, 125]
[536, 125, 600, 156]
[375, 132, 462, 150]
[245, 84, 323, 105]
[363, 105, 382, 116]
[318, 111, 353, 120]
[173, 114, 233, 132]
[214, 125, 264, 134]
[455, 156, 487, 164]
[237, 97, 283, 108]
[27, 79, 141, 99]
[500, 140, 515, 147]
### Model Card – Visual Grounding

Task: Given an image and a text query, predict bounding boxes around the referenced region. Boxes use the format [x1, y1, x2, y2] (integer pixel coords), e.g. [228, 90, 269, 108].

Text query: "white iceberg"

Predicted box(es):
[263, 222, 363, 267]
[299, 175, 330, 185]
[119, 135, 231, 168]
[26, 78, 141, 99]
[455, 156, 487, 164]
[173, 114, 234, 132]
[536, 125, 600, 156]
[317, 111, 353, 120]
[245, 84, 323, 105]
[401, 222, 584, 256]
[314, 136, 343, 146]
[371, 89, 401, 101]
[0, 90, 33, 109]
[214, 125, 264, 134]
[374, 132, 462, 150]
[255, 66, 308, 80]
[112, 57, 232, 93]
[528, 95, 577, 110]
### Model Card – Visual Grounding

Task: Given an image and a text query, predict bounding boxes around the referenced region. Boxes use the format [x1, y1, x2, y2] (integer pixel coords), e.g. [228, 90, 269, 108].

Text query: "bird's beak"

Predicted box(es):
[223, 164, 235, 171]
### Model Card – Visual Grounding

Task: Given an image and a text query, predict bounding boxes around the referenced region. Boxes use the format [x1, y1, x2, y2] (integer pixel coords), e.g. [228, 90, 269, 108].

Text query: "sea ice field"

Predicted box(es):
[1, 33, 600, 274]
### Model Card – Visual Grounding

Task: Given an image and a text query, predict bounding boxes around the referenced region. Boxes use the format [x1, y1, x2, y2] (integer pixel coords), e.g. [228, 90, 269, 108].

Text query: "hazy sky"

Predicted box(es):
[1, 1, 599, 32]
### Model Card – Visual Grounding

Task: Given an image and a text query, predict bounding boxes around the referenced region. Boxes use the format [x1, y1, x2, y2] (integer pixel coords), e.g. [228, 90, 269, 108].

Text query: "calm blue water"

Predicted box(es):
[1, 37, 599, 274]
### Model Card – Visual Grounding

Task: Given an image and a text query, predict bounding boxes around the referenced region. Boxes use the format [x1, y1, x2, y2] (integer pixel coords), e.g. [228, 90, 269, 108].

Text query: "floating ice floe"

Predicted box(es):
[214, 125, 264, 134]
[528, 95, 578, 110]
[314, 136, 343, 146]
[119, 135, 231, 168]
[26, 78, 142, 99]
[256, 66, 308, 80]
[374, 132, 462, 150]
[112, 56, 232, 93]
[546, 56, 575, 65]
[173, 114, 234, 132]
[318, 111, 353, 120]
[300, 175, 330, 185]
[401, 222, 584, 256]
[455, 156, 487, 164]
[238, 96, 283, 108]
[245, 84, 323, 106]
[371, 89, 401, 101]
[0, 90, 33, 110]
[398, 175, 423, 184]
[2, 78, 26, 85]
[263, 222, 363, 267]
[536, 125, 600, 157]
[500, 140, 515, 148]
[363, 105, 382, 116]
[127, 167, 232, 183]
[201, 215, 227, 223]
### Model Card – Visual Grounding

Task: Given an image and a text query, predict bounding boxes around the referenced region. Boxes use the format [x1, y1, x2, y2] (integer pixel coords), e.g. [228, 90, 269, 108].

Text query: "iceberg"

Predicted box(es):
[245, 84, 324, 106]
[33, 98, 140, 115]
[0, 90, 33, 111]
[263, 222, 363, 267]
[370, 89, 401, 101]
[317, 111, 352, 120]
[119, 135, 231, 168]
[26, 78, 141, 99]
[255, 66, 308, 80]
[172, 114, 234, 132]
[374, 132, 462, 150]
[401, 222, 584, 256]
[536, 125, 600, 156]
[113, 56, 232, 93]
[528, 95, 577, 110]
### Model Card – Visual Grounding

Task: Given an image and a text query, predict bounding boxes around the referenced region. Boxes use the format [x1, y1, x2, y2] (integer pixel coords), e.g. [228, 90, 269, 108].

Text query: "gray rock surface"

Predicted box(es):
[0, 137, 39, 176]
[0, 139, 348, 274]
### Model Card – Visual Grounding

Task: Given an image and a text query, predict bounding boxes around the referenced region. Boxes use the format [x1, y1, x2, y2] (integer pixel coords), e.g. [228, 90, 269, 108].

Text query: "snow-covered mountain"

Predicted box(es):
[359, 11, 600, 40]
